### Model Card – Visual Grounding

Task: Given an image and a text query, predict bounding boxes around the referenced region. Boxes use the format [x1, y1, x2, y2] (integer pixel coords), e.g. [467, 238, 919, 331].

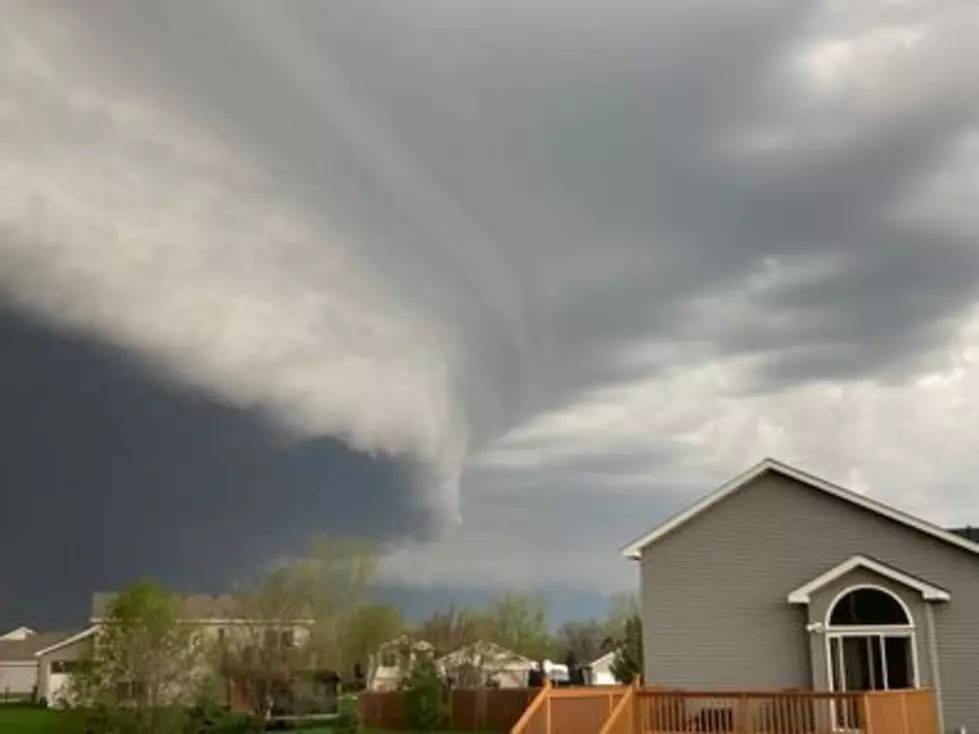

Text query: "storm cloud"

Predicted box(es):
[4, 0, 979, 623]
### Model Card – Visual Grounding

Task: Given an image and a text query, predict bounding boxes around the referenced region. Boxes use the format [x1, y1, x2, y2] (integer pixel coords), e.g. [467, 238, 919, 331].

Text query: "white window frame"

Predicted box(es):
[823, 584, 920, 693]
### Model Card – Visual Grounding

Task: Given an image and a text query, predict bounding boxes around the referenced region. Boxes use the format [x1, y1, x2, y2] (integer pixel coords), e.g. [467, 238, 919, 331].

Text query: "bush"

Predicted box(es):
[404, 660, 446, 733]
[333, 694, 360, 734]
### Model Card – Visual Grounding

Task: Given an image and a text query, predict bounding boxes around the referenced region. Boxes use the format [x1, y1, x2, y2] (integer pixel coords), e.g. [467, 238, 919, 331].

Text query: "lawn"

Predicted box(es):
[0, 705, 68, 733]
[0, 706, 377, 733]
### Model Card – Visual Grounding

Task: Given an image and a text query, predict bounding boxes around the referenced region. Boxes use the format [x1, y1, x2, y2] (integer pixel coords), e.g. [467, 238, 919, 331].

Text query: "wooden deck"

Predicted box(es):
[511, 683, 938, 734]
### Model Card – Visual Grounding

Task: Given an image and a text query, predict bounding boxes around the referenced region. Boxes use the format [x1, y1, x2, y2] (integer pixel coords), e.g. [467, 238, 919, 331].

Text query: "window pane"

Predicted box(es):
[830, 588, 909, 625]
[884, 636, 913, 689]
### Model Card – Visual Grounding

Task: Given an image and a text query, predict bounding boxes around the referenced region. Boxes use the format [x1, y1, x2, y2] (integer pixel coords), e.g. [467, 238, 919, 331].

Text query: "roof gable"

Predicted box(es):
[621, 458, 979, 560]
[0, 626, 35, 641]
[437, 639, 532, 666]
[787, 555, 951, 604]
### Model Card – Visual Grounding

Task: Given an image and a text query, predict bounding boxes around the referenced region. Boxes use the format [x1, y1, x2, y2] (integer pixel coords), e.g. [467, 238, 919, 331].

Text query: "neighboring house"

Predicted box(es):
[437, 640, 535, 689]
[366, 635, 434, 691]
[0, 629, 70, 698]
[35, 592, 314, 707]
[622, 457, 979, 734]
[584, 649, 619, 686]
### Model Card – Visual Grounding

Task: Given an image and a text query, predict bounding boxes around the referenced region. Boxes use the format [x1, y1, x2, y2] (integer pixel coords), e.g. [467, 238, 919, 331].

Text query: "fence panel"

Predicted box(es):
[357, 690, 409, 730]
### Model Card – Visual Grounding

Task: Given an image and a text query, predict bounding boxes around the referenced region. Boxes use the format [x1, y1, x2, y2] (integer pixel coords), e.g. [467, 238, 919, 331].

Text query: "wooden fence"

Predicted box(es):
[594, 686, 938, 734]
[358, 687, 539, 731]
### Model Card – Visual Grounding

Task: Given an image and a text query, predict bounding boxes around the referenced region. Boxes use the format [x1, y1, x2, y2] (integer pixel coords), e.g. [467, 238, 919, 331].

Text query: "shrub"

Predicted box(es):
[333, 694, 360, 734]
[404, 659, 447, 733]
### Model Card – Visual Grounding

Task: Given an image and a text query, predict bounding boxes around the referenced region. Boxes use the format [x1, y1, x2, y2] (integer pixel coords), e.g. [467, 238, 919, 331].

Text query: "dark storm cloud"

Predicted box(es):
[0, 308, 429, 629]
[6, 0, 979, 599]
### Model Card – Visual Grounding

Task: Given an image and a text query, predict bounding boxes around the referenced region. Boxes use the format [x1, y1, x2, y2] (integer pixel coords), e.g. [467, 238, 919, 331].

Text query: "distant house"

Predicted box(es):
[35, 592, 315, 707]
[0, 628, 70, 698]
[584, 649, 619, 686]
[437, 640, 535, 689]
[622, 457, 979, 734]
[366, 635, 434, 691]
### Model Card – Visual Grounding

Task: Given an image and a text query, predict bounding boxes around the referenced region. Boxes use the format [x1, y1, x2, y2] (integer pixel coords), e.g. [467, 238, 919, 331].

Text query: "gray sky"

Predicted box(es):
[3, 0, 979, 625]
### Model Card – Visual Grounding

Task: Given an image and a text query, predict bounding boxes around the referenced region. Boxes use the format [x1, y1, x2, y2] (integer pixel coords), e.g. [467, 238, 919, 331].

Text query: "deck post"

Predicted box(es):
[859, 693, 872, 734]
[735, 693, 749, 734]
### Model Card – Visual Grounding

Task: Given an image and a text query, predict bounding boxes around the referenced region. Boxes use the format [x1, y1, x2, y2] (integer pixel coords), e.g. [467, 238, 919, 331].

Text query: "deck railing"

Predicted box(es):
[510, 683, 630, 734]
[595, 686, 937, 734]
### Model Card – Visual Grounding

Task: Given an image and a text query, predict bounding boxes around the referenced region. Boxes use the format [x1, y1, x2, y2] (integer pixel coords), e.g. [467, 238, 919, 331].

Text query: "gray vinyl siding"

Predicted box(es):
[638, 471, 979, 733]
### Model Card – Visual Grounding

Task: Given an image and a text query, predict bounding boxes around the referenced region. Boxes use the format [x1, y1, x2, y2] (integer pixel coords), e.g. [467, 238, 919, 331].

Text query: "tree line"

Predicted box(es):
[59, 535, 643, 733]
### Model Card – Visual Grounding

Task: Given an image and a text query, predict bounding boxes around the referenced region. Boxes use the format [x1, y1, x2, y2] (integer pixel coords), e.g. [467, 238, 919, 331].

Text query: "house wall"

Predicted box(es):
[638, 471, 979, 733]
[0, 661, 37, 696]
[37, 637, 91, 705]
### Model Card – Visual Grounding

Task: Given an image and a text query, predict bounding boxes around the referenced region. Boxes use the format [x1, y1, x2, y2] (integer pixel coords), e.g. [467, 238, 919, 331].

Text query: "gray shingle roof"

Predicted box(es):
[0, 631, 75, 662]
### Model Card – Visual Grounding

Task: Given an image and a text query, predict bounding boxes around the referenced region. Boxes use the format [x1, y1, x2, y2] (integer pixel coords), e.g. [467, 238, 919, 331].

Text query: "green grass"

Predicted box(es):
[0, 705, 69, 733]
[0, 706, 470, 734]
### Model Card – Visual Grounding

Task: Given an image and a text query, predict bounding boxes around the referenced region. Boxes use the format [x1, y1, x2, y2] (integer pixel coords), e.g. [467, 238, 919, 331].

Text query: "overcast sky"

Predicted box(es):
[3, 0, 979, 627]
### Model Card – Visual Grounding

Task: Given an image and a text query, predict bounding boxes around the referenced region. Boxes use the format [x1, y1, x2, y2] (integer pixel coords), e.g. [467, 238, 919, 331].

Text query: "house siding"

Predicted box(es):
[36, 637, 91, 704]
[0, 662, 37, 696]
[638, 470, 979, 733]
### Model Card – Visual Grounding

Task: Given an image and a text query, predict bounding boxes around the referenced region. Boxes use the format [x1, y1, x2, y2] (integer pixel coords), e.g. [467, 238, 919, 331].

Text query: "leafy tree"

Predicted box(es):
[65, 581, 207, 734]
[224, 535, 378, 728]
[481, 594, 551, 661]
[609, 615, 643, 684]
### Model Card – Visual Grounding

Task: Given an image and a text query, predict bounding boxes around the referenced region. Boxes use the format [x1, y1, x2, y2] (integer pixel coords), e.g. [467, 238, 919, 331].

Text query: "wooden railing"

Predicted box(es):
[511, 683, 630, 734]
[598, 684, 637, 734]
[864, 688, 937, 734]
[627, 687, 937, 734]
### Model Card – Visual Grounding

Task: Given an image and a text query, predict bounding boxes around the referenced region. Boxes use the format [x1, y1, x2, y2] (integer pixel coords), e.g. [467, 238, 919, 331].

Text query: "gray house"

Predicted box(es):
[622, 457, 979, 734]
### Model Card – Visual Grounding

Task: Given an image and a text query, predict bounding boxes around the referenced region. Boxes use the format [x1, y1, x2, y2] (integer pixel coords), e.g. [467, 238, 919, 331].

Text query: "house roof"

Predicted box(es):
[787, 554, 951, 604]
[437, 640, 533, 666]
[0, 631, 75, 662]
[621, 458, 979, 560]
[90, 592, 313, 623]
[0, 626, 36, 641]
[33, 627, 99, 658]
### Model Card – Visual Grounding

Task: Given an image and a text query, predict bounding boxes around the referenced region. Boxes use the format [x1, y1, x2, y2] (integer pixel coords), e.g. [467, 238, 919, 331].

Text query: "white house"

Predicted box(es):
[0, 627, 70, 698]
[437, 640, 535, 689]
[366, 635, 434, 691]
[585, 649, 619, 685]
[34, 592, 315, 707]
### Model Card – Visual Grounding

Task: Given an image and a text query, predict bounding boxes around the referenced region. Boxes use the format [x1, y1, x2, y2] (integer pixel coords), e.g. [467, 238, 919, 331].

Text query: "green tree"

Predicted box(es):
[609, 615, 643, 684]
[481, 594, 551, 661]
[65, 581, 206, 734]
[225, 535, 380, 728]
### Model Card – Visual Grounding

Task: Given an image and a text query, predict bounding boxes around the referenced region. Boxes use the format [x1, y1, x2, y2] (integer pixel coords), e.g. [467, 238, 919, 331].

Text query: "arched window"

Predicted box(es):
[829, 587, 911, 626]
[824, 585, 917, 693]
